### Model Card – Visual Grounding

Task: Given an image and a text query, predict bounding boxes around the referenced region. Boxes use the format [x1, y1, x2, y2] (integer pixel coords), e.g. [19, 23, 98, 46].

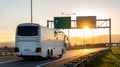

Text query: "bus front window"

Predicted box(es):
[17, 26, 38, 36]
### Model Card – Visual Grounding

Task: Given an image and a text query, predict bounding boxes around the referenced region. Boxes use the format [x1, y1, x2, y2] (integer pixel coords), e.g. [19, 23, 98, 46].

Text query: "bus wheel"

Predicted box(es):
[47, 49, 50, 59]
[51, 49, 53, 57]
[59, 49, 64, 57]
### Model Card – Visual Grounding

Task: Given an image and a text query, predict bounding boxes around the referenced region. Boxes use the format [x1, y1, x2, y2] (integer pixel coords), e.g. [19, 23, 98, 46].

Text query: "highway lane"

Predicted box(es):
[0, 58, 57, 67]
[45, 47, 108, 67]
[0, 48, 108, 67]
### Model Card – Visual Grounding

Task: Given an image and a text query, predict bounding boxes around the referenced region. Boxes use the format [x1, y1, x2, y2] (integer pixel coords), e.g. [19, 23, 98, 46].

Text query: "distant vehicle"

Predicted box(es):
[15, 23, 67, 59]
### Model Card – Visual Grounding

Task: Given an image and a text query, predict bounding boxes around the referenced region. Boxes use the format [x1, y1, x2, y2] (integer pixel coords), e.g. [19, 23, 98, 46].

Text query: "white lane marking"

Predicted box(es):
[36, 57, 66, 67]
[0, 60, 18, 64]
[36, 53, 77, 67]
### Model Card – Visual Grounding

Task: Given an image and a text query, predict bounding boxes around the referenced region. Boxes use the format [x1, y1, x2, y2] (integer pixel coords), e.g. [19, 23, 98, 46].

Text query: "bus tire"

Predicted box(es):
[59, 54, 62, 57]
[47, 49, 50, 59]
[59, 49, 64, 57]
[51, 49, 53, 57]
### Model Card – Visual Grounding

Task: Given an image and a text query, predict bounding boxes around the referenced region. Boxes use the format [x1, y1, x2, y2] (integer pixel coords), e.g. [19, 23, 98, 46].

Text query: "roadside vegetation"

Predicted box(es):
[90, 48, 120, 67]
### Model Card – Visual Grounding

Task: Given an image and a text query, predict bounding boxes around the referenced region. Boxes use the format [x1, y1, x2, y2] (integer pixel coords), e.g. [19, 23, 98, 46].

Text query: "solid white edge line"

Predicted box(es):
[36, 55, 74, 67]
[36, 58, 64, 67]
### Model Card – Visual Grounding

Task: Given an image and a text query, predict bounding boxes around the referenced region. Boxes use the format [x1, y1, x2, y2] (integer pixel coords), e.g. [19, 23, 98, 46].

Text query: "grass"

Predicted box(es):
[89, 48, 120, 67]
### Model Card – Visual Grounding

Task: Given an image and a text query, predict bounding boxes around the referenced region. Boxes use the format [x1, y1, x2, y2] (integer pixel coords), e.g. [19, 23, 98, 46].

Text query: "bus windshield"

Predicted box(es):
[17, 26, 38, 36]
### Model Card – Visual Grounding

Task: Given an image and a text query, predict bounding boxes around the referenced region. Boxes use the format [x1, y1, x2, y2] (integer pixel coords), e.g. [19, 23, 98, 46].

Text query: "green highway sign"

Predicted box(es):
[76, 16, 96, 28]
[54, 17, 71, 29]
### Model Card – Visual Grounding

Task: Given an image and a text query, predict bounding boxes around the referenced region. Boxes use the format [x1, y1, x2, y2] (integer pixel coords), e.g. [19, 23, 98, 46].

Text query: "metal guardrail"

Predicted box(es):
[64, 48, 109, 67]
[0, 48, 15, 56]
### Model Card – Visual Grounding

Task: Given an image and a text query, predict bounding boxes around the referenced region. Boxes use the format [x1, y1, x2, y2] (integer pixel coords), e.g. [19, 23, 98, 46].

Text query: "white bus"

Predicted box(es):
[15, 23, 67, 59]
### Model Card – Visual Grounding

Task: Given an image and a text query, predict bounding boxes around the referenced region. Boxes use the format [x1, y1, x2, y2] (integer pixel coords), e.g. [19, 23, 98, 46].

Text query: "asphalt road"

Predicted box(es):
[0, 48, 108, 67]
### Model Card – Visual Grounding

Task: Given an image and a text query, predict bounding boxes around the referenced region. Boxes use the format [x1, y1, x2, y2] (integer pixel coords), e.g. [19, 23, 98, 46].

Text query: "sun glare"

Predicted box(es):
[83, 49, 89, 52]
[84, 26, 89, 31]
[63, 28, 109, 38]
[63, 27, 93, 38]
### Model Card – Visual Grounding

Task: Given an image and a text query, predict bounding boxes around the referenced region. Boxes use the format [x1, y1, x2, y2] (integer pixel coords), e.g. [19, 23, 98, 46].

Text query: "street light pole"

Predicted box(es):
[31, 0, 33, 23]
[109, 19, 112, 52]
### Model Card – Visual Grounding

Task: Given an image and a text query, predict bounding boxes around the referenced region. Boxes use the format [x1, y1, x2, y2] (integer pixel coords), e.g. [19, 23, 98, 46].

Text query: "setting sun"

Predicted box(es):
[84, 26, 89, 31]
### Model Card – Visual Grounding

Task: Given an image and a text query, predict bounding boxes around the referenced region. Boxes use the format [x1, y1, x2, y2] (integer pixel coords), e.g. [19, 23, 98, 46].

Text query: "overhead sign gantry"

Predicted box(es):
[47, 16, 112, 52]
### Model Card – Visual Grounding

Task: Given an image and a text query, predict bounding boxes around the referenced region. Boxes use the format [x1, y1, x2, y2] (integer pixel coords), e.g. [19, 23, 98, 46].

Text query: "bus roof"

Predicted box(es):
[18, 23, 40, 27]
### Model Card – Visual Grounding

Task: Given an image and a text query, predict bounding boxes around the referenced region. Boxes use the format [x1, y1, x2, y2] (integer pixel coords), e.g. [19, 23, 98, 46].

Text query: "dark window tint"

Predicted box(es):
[17, 26, 38, 36]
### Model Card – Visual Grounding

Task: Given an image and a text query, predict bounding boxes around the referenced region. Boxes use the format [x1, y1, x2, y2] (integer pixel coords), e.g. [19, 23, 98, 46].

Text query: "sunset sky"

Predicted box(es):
[0, 0, 120, 42]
